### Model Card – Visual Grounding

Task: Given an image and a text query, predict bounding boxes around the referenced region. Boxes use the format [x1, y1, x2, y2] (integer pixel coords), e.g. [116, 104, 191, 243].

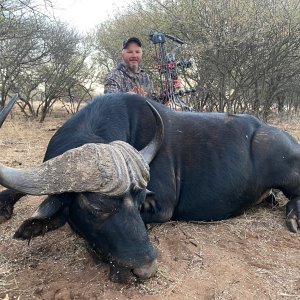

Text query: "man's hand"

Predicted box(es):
[173, 79, 182, 89]
[129, 86, 146, 96]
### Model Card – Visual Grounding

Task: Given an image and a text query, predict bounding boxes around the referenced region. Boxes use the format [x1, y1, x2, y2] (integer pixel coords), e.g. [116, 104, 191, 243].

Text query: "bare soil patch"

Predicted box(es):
[0, 107, 300, 300]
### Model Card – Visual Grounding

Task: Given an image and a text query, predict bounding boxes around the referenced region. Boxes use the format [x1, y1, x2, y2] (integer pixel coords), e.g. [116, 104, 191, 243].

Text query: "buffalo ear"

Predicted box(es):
[13, 195, 69, 241]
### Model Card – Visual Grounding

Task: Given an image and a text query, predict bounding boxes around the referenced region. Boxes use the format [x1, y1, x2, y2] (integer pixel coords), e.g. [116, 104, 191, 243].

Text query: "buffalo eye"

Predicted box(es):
[80, 192, 121, 217]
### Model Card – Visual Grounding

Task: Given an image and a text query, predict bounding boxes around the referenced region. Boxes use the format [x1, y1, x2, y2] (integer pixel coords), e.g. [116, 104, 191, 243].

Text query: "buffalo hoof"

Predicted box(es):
[0, 202, 14, 223]
[286, 199, 300, 233]
[286, 214, 299, 233]
[265, 192, 280, 207]
[13, 218, 47, 240]
[109, 259, 157, 283]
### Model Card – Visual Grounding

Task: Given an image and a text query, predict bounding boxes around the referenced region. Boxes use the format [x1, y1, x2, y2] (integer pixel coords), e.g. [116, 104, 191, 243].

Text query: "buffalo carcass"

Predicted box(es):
[0, 93, 299, 283]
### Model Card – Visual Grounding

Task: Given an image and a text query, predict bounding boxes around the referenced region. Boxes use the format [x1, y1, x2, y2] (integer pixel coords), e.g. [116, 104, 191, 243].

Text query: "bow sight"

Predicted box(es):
[149, 32, 195, 111]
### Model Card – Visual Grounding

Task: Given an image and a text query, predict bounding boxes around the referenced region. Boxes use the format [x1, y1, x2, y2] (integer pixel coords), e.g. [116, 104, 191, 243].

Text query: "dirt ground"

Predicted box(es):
[0, 106, 300, 300]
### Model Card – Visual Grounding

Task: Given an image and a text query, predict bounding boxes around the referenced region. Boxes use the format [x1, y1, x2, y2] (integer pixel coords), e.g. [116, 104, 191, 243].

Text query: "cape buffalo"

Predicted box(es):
[0, 93, 299, 283]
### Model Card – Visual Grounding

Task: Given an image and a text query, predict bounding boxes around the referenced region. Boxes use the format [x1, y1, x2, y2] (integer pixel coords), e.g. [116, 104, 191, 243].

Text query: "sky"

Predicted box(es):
[52, 0, 132, 32]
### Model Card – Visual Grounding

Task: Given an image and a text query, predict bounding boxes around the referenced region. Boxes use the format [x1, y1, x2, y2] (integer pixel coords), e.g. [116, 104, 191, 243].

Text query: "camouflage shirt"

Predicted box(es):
[104, 63, 157, 99]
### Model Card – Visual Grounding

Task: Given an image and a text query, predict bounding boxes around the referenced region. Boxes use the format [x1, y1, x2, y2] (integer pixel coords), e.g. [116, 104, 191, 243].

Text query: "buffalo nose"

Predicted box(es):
[132, 258, 158, 280]
[109, 258, 158, 283]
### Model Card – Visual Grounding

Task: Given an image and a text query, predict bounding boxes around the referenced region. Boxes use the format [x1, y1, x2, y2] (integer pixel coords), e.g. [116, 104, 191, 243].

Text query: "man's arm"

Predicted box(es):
[104, 68, 126, 94]
[104, 78, 122, 94]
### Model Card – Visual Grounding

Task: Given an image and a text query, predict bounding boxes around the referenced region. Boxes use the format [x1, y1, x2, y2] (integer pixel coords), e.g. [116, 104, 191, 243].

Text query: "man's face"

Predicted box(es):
[122, 42, 143, 73]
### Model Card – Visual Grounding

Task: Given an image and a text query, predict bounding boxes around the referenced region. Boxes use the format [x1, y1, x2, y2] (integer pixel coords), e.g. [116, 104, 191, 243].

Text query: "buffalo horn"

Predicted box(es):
[0, 94, 18, 128]
[140, 100, 164, 164]
[0, 99, 163, 196]
[0, 141, 149, 196]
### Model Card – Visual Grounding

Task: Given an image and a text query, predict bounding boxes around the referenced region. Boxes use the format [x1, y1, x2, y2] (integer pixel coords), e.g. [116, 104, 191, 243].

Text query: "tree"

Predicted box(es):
[93, 0, 300, 118]
[0, 0, 53, 108]
[0, 1, 96, 121]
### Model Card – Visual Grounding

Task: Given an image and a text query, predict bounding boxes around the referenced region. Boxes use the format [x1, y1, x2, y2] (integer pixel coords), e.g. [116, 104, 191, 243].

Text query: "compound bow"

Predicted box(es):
[149, 32, 195, 111]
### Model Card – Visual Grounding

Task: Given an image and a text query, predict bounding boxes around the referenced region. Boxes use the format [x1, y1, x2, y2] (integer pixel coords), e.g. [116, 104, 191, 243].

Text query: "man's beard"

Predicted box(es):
[127, 62, 139, 73]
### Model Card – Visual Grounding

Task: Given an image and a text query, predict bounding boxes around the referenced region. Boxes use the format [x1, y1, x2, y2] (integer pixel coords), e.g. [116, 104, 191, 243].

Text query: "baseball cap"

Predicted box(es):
[122, 37, 142, 49]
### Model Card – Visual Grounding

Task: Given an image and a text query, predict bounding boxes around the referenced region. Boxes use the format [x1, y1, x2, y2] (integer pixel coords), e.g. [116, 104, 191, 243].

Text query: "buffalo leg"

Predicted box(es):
[0, 189, 25, 223]
[286, 197, 300, 233]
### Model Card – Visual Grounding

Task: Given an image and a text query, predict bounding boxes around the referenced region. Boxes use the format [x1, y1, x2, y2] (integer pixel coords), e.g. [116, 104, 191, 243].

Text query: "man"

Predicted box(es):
[104, 37, 157, 99]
